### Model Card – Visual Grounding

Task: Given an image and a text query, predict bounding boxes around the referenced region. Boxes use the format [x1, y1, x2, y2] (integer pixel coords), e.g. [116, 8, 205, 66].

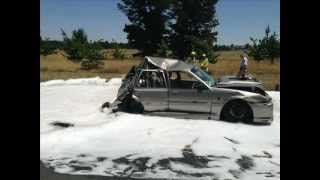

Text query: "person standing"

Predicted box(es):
[200, 54, 209, 72]
[191, 50, 197, 64]
[238, 53, 248, 79]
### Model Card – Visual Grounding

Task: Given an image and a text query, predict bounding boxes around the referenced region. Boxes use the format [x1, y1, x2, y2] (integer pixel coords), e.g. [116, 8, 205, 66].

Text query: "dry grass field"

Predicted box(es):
[40, 50, 279, 90]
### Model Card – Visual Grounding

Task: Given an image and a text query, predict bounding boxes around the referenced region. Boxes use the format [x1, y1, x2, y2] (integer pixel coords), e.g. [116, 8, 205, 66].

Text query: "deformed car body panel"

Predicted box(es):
[106, 56, 273, 124]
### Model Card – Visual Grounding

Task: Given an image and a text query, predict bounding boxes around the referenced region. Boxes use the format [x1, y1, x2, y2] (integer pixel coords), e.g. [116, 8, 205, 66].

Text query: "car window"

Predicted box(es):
[169, 71, 197, 81]
[191, 67, 216, 87]
[169, 71, 204, 89]
[136, 71, 166, 88]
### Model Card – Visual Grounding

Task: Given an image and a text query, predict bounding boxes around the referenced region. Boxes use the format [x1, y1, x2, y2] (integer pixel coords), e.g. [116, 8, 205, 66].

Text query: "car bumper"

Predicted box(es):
[249, 101, 274, 124]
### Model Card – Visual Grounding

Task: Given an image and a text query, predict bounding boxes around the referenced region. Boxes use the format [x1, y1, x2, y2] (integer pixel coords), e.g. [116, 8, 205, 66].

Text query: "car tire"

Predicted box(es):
[128, 98, 144, 114]
[119, 98, 144, 114]
[221, 100, 253, 123]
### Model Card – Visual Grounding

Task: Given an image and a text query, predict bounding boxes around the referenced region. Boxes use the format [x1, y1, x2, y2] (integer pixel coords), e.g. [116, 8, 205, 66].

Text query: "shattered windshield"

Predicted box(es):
[191, 67, 216, 87]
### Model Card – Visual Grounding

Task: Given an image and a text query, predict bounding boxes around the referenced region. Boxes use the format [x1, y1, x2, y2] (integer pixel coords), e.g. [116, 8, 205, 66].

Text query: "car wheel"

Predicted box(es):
[222, 100, 253, 123]
[119, 98, 144, 114]
[128, 98, 144, 114]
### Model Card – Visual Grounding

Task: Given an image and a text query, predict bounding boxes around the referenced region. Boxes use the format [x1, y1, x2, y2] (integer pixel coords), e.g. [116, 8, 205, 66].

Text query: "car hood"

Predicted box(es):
[210, 86, 272, 102]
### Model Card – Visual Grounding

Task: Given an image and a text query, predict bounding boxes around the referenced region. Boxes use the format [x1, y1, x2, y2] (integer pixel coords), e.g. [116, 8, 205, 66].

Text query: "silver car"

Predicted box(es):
[103, 56, 273, 124]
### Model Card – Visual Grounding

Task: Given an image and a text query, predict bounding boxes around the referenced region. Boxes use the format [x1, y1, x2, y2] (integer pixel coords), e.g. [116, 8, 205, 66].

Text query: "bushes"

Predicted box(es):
[113, 47, 125, 60]
[61, 28, 104, 69]
[248, 38, 265, 62]
[40, 37, 58, 56]
[80, 59, 99, 70]
[61, 28, 88, 60]
[112, 43, 125, 60]
[248, 26, 280, 63]
[40, 44, 56, 56]
[86, 44, 104, 61]
[80, 49, 104, 70]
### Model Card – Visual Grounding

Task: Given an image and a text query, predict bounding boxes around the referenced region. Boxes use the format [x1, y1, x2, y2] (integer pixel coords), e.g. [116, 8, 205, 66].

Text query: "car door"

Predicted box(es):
[133, 70, 169, 111]
[168, 71, 212, 113]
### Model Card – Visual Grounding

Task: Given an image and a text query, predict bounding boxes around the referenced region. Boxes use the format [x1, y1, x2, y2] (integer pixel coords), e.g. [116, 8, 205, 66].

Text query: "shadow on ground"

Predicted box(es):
[40, 162, 170, 180]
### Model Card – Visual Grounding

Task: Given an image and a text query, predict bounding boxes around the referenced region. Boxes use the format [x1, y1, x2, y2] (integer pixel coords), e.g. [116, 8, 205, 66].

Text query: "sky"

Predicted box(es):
[40, 0, 280, 45]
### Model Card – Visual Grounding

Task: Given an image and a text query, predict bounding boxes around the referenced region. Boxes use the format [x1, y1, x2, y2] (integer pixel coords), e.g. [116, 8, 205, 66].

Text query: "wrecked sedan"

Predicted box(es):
[102, 56, 273, 124]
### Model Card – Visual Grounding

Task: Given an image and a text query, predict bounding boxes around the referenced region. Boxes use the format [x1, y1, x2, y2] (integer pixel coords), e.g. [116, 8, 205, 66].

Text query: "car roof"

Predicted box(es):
[145, 56, 194, 71]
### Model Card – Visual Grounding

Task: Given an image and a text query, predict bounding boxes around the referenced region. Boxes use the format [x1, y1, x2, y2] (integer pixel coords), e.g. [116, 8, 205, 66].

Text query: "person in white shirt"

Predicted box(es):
[238, 53, 248, 79]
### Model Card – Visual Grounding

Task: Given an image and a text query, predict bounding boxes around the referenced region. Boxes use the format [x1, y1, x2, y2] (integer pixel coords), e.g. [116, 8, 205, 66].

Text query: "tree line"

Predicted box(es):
[40, 25, 280, 66]
[40, 36, 250, 55]
[40, 36, 132, 56]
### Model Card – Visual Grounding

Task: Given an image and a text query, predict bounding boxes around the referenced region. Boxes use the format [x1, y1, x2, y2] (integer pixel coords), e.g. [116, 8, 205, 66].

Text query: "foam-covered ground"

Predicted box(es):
[40, 77, 280, 180]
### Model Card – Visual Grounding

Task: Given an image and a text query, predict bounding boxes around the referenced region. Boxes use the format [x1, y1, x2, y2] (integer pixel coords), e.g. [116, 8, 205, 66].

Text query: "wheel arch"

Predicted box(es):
[121, 94, 145, 114]
[219, 98, 254, 121]
[132, 94, 142, 103]
[130, 94, 145, 109]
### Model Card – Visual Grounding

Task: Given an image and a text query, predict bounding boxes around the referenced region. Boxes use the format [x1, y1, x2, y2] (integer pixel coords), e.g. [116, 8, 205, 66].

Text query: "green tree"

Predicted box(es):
[118, 0, 171, 55]
[262, 26, 280, 63]
[113, 43, 125, 60]
[61, 28, 103, 69]
[244, 43, 250, 50]
[61, 28, 89, 60]
[230, 44, 234, 50]
[40, 37, 57, 56]
[169, 0, 219, 63]
[92, 39, 109, 49]
[155, 39, 172, 58]
[248, 25, 280, 63]
[248, 38, 265, 62]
